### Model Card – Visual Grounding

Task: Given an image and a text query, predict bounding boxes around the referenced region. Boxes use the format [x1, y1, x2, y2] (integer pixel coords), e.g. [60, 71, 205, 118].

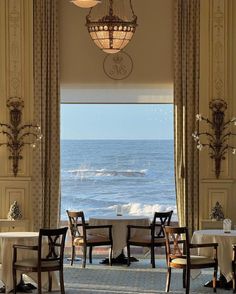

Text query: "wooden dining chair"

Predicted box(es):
[126, 210, 173, 268]
[164, 226, 218, 294]
[66, 210, 113, 267]
[12, 227, 68, 294]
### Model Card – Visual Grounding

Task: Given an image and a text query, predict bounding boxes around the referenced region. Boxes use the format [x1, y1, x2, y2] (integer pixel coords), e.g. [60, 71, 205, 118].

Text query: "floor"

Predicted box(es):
[3, 256, 234, 293]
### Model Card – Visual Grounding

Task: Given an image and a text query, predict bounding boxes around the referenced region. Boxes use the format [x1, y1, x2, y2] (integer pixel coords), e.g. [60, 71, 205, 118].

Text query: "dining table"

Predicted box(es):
[0, 231, 59, 293]
[192, 229, 236, 288]
[89, 215, 150, 259]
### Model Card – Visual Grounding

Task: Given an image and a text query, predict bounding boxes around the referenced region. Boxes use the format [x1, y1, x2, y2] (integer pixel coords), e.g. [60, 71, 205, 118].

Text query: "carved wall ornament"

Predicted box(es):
[193, 99, 236, 178]
[103, 51, 133, 80]
[0, 97, 42, 176]
[212, 1, 225, 100]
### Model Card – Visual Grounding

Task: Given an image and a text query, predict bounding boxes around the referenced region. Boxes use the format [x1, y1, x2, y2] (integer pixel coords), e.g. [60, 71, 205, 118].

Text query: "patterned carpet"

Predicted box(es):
[7, 256, 231, 293]
[61, 258, 231, 294]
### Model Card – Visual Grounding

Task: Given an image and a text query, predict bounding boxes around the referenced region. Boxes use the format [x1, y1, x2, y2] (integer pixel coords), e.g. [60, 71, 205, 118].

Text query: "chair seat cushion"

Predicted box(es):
[14, 259, 60, 268]
[171, 255, 216, 265]
[74, 235, 111, 246]
[128, 235, 166, 245]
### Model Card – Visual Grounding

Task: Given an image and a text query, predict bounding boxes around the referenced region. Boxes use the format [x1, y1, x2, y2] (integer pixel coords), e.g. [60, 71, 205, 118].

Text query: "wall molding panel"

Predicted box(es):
[0, 0, 33, 222]
[199, 0, 236, 225]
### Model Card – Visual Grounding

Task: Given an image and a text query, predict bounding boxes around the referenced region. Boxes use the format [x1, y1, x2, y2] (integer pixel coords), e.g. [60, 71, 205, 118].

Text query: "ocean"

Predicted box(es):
[60, 140, 176, 220]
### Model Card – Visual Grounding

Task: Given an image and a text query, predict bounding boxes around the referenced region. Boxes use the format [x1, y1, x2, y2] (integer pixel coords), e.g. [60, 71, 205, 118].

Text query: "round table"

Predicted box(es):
[192, 229, 236, 282]
[89, 215, 150, 258]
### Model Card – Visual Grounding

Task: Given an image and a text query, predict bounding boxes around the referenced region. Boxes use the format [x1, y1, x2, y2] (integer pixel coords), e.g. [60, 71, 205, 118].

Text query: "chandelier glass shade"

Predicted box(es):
[71, 0, 101, 8]
[86, 0, 137, 54]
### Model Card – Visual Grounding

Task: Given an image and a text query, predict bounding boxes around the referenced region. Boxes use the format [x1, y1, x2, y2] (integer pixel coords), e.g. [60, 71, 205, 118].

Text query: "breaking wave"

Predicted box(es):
[68, 168, 147, 178]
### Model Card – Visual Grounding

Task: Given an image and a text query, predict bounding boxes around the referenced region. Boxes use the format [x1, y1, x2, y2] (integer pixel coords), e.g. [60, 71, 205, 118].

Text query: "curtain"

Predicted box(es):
[174, 0, 200, 234]
[32, 0, 60, 230]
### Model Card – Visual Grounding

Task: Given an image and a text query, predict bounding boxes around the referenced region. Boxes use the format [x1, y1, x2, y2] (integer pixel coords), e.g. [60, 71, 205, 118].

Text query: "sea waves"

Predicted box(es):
[68, 168, 147, 178]
[109, 202, 178, 220]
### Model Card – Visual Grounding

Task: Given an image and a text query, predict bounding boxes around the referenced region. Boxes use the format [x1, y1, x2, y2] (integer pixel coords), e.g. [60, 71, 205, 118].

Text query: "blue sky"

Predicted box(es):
[61, 104, 173, 140]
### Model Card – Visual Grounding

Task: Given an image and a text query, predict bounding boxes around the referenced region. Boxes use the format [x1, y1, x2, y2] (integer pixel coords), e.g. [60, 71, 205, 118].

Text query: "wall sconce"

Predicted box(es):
[192, 99, 236, 179]
[0, 97, 42, 176]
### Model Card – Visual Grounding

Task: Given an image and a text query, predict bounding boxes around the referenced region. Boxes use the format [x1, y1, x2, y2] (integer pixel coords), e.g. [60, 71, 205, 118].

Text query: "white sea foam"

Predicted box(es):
[68, 168, 147, 178]
[108, 202, 177, 220]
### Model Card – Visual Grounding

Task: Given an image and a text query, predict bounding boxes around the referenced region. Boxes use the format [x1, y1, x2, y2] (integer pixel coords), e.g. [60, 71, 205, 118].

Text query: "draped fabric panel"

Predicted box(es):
[174, 0, 200, 234]
[32, 0, 60, 230]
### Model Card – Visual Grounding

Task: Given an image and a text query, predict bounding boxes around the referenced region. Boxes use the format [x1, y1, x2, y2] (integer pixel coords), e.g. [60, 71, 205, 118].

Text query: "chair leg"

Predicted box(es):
[38, 271, 42, 294]
[213, 265, 218, 293]
[12, 268, 17, 294]
[82, 246, 87, 268]
[109, 246, 113, 266]
[165, 267, 171, 292]
[71, 244, 75, 266]
[151, 246, 155, 268]
[60, 269, 65, 294]
[183, 268, 186, 288]
[127, 244, 131, 266]
[48, 272, 52, 292]
[89, 246, 93, 264]
[185, 269, 190, 294]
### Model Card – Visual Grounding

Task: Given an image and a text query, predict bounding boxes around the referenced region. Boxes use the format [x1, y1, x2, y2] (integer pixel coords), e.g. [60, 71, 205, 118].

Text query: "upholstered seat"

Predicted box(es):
[74, 235, 111, 245]
[171, 255, 216, 265]
[66, 210, 113, 267]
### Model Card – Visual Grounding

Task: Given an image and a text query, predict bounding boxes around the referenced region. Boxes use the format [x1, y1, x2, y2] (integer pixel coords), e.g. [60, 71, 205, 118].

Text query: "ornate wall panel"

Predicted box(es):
[199, 0, 236, 224]
[0, 0, 33, 223]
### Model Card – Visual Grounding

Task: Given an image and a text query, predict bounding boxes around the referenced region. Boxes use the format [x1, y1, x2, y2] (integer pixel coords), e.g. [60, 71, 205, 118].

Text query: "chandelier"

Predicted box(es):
[71, 0, 101, 8]
[86, 0, 137, 54]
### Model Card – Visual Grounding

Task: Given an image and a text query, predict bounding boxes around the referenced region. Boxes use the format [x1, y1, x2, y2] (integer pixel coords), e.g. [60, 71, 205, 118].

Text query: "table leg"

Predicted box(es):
[100, 250, 139, 265]
[204, 274, 232, 290]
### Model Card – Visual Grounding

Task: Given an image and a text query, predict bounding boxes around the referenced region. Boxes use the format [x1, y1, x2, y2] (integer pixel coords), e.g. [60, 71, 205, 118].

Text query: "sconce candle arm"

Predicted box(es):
[18, 124, 40, 132]
[0, 123, 14, 132]
[201, 117, 213, 125]
[220, 132, 236, 142]
[0, 131, 14, 142]
[18, 132, 40, 142]
[198, 132, 215, 140]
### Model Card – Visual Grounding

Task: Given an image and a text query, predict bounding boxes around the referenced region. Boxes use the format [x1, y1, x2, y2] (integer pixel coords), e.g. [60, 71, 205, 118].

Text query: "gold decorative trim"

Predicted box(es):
[8, 0, 22, 97]
[212, 0, 225, 100]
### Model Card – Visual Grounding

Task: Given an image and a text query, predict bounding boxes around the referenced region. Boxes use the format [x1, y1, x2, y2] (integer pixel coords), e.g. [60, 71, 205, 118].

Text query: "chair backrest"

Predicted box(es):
[164, 226, 190, 262]
[66, 210, 86, 241]
[38, 227, 68, 264]
[152, 210, 173, 238]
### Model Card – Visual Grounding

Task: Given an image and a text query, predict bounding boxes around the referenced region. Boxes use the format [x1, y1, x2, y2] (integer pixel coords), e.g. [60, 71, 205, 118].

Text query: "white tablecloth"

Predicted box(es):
[0, 232, 59, 293]
[192, 229, 236, 282]
[89, 216, 150, 258]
